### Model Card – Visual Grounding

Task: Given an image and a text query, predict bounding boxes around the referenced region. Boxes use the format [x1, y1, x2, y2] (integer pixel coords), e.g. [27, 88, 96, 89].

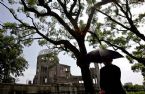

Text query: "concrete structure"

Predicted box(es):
[0, 49, 100, 94]
[33, 49, 100, 87]
[0, 83, 85, 94]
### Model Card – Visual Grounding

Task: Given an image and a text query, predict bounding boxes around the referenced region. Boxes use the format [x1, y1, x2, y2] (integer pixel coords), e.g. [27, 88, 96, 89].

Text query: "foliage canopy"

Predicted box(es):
[0, 27, 28, 83]
[1, 0, 145, 92]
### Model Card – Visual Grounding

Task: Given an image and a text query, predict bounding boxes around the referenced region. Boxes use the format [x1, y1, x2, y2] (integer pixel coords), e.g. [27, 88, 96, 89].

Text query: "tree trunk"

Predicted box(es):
[76, 38, 95, 93]
[80, 64, 95, 94]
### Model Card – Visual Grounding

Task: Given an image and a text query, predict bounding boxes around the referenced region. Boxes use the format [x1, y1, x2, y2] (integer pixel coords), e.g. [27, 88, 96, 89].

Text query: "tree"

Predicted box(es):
[124, 83, 145, 93]
[0, 27, 28, 83]
[1, 0, 144, 93]
[86, 1, 145, 87]
[89, 0, 145, 65]
[88, 0, 145, 86]
[86, 0, 145, 86]
[0, 0, 116, 94]
[0, 0, 116, 93]
[131, 63, 145, 84]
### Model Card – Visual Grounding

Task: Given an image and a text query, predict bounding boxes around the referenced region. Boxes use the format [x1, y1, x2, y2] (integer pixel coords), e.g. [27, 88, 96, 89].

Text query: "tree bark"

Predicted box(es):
[80, 64, 95, 94]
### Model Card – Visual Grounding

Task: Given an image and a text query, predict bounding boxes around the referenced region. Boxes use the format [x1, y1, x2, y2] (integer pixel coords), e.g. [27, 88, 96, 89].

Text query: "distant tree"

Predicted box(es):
[124, 83, 145, 93]
[0, 27, 28, 83]
[124, 83, 134, 92]
[132, 63, 145, 84]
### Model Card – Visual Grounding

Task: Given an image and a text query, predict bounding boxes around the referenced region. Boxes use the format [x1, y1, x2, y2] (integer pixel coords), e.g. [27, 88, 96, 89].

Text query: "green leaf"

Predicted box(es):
[131, 63, 144, 72]
[3, 22, 17, 28]
[38, 39, 48, 46]
[27, 0, 36, 5]
[138, 13, 145, 21]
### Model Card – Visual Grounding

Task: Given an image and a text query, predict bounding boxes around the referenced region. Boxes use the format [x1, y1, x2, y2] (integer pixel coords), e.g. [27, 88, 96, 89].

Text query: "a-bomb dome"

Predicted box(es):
[38, 49, 52, 56]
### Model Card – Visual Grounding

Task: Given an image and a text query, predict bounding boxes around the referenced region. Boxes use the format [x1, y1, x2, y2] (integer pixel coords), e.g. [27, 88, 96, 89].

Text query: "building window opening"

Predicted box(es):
[45, 77, 47, 83]
[79, 80, 84, 84]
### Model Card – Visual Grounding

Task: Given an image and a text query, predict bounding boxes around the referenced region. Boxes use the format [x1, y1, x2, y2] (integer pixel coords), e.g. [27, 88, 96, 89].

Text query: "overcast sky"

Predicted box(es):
[0, 2, 143, 85]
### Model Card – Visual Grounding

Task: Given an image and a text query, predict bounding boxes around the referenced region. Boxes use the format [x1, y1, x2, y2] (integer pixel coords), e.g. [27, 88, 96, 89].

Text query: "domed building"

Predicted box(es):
[33, 49, 100, 88]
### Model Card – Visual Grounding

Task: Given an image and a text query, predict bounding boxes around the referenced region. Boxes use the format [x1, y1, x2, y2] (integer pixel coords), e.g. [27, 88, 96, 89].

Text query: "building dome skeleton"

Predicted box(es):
[38, 49, 53, 56]
[33, 49, 100, 89]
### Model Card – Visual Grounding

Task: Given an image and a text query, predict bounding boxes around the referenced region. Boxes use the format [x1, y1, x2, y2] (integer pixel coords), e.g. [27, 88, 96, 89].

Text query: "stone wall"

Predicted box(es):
[0, 83, 87, 94]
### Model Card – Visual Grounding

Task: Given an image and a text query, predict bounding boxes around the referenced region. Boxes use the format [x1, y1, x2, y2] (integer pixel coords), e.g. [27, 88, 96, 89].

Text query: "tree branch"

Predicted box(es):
[1, 0, 80, 58]
[21, 0, 78, 39]
[89, 31, 145, 65]
[29, 16, 80, 58]
[75, 0, 81, 22]
[115, 1, 145, 41]
[69, 0, 77, 14]
[83, 7, 95, 35]
[57, 0, 79, 32]
[102, 39, 145, 64]
[84, 0, 120, 37]
[21, 0, 49, 17]
[97, 9, 130, 30]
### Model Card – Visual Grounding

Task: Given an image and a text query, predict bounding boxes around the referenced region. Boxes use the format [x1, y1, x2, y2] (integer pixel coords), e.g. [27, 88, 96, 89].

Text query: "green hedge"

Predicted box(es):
[127, 91, 145, 94]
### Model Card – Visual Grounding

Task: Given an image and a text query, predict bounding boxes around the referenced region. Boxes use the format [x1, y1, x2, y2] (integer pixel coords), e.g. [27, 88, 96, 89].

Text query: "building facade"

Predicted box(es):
[33, 49, 100, 88]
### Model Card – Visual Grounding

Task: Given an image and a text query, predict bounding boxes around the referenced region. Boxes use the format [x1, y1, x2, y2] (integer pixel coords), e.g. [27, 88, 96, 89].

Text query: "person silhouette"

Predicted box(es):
[100, 58, 126, 94]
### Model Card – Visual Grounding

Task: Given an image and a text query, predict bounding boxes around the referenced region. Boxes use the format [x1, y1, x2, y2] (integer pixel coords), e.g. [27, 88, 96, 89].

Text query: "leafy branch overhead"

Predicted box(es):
[0, 0, 145, 69]
[87, 0, 145, 64]
[1, 0, 145, 92]
[1, 0, 118, 54]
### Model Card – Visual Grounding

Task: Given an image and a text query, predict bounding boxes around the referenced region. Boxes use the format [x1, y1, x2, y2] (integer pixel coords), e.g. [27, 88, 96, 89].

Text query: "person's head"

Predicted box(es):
[103, 57, 113, 65]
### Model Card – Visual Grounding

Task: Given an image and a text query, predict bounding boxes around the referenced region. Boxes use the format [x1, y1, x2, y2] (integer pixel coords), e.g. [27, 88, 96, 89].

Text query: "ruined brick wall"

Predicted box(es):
[0, 83, 87, 94]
